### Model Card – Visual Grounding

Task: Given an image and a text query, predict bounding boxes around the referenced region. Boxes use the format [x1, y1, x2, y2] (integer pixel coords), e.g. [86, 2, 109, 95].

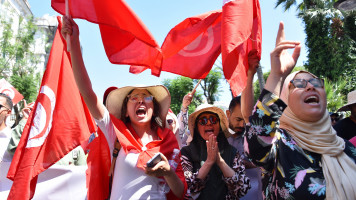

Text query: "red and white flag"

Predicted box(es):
[222, 0, 262, 96]
[161, 10, 222, 79]
[0, 79, 24, 105]
[130, 10, 222, 78]
[51, 0, 161, 75]
[7, 16, 96, 200]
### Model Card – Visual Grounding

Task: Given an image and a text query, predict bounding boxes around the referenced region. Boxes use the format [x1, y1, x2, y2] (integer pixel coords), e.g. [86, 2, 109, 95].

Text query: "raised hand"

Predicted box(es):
[270, 21, 301, 79]
[206, 135, 218, 165]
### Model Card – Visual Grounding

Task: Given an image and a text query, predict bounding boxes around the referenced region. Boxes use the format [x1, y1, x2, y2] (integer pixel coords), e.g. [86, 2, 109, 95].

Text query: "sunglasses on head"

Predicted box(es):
[197, 116, 219, 126]
[127, 94, 154, 103]
[290, 78, 324, 89]
[167, 119, 174, 125]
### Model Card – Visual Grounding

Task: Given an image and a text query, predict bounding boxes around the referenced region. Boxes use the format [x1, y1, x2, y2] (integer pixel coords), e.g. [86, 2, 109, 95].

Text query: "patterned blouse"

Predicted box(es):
[181, 150, 250, 199]
[245, 89, 356, 199]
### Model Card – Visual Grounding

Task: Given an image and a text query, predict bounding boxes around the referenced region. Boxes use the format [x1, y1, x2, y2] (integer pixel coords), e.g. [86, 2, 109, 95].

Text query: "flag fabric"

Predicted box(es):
[130, 10, 222, 79]
[160, 10, 222, 79]
[0, 79, 24, 105]
[85, 131, 111, 200]
[51, 0, 162, 75]
[7, 16, 96, 199]
[222, 0, 262, 96]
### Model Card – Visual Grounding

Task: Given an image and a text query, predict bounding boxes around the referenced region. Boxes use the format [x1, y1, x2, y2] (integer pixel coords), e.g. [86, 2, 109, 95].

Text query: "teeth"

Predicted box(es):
[305, 95, 319, 104]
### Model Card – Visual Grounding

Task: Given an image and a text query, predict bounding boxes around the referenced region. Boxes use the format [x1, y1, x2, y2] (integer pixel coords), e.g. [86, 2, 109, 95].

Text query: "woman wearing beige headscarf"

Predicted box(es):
[243, 21, 356, 200]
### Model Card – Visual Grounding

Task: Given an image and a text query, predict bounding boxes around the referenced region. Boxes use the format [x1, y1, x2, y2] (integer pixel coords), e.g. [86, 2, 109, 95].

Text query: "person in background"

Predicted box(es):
[334, 90, 356, 140]
[181, 104, 250, 199]
[226, 97, 262, 200]
[329, 112, 341, 126]
[243, 21, 356, 199]
[166, 109, 183, 148]
[7, 100, 34, 156]
[177, 92, 194, 146]
[0, 93, 13, 165]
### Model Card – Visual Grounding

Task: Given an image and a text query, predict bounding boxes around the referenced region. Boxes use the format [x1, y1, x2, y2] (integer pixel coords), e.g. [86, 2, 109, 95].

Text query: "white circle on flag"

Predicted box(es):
[178, 27, 214, 57]
[26, 85, 56, 148]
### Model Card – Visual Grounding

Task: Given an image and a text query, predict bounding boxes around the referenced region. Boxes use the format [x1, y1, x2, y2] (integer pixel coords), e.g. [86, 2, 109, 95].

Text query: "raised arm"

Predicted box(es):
[61, 16, 105, 119]
[241, 50, 259, 123]
[265, 21, 301, 96]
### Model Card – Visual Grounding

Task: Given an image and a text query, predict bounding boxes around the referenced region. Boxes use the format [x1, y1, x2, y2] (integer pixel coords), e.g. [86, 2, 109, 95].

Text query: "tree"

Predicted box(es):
[0, 10, 41, 103]
[162, 76, 203, 114]
[198, 67, 223, 104]
[1, 3, 42, 126]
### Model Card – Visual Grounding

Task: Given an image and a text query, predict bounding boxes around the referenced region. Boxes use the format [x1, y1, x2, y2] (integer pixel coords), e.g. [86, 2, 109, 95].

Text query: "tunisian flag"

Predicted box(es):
[222, 0, 262, 96]
[130, 10, 222, 79]
[7, 17, 96, 199]
[51, 0, 162, 75]
[0, 78, 24, 105]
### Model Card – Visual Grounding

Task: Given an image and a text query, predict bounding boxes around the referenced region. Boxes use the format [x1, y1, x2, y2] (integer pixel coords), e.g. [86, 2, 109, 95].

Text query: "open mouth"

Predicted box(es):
[205, 129, 214, 134]
[304, 95, 319, 105]
[136, 107, 147, 117]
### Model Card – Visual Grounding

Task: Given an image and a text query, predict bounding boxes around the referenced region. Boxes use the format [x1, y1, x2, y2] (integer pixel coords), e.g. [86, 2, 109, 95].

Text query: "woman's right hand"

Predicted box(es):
[61, 16, 79, 42]
[206, 135, 218, 165]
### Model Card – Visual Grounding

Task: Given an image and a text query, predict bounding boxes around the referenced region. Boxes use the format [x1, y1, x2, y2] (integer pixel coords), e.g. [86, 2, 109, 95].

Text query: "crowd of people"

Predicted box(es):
[1, 16, 356, 200]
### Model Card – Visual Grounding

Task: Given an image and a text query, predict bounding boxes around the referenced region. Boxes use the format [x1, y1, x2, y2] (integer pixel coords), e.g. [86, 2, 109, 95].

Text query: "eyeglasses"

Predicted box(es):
[197, 116, 219, 126]
[127, 94, 154, 103]
[167, 119, 174, 125]
[290, 78, 324, 88]
[0, 104, 9, 110]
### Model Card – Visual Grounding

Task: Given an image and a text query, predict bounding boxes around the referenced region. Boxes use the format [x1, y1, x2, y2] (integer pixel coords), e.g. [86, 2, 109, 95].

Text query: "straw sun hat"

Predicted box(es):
[337, 90, 356, 112]
[105, 85, 171, 121]
[188, 104, 231, 139]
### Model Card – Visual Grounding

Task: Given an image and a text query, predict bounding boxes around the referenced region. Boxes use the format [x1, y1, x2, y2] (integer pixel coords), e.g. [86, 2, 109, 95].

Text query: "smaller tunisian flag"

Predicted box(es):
[51, 0, 161, 75]
[7, 16, 96, 200]
[222, 0, 262, 96]
[0, 78, 24, 105]
[130, 10, 222, 79]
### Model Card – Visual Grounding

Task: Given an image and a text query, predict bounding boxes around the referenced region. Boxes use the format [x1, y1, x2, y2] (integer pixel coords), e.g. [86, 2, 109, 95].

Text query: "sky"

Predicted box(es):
[27, 0, 307, 107]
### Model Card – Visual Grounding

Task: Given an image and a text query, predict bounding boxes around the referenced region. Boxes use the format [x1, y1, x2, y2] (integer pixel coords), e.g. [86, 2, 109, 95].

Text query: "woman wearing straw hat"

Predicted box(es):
[180, 104, 250, 199]
[334, 90, 356, 140]
[243, 22, 356, 200]
[61, 16, 186, 199]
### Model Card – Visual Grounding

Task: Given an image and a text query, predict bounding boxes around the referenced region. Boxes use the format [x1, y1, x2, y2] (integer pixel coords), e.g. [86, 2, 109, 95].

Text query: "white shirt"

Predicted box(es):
[0, 127, 12, 163]
[95, 108, 165, 200]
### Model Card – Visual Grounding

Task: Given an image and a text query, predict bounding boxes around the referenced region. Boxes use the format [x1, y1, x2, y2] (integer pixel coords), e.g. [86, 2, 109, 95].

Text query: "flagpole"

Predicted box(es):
[256, 63, 265, 93]
[65, 0, 71, 52]
[191, 79, 202, 95]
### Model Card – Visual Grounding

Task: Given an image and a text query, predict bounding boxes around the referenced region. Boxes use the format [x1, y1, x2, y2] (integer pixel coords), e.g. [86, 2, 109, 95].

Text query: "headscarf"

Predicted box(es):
[279, 71, 356, 200]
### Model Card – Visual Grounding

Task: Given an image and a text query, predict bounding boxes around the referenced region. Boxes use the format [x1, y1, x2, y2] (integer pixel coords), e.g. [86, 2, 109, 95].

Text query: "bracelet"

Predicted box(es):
[181, 106, 188, 112]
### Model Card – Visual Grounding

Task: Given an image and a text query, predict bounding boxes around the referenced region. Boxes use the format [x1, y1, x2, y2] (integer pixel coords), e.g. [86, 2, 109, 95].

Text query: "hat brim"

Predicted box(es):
[337, 102, 356, 112]
[105, 85, 171, 122]
[188, 104, 231, 139]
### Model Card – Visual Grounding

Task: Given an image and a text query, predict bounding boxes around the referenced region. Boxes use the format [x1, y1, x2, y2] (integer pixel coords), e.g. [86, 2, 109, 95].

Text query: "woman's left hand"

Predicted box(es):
[145, 153, 173, 177]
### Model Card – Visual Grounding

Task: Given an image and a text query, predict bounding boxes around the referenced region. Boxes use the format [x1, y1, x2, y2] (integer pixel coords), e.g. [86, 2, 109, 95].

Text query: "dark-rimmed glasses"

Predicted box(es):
[290, 78, 324, 88]
[127, 94, 154, 103]
[198, 116, 219, 126]
[167, 119, 174, 125]
[0, 104, 9, 110]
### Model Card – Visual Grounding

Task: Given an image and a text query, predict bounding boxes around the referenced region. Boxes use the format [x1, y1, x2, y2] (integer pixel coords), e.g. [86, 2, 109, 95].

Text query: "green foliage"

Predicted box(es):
[0, 10, 41, 102]
[162, 76, 203, 114]
[199, 67, 223, 104]
[324, 78, 347, 112]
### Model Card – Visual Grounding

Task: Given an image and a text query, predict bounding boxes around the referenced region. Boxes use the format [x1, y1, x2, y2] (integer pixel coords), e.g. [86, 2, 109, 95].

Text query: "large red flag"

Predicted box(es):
[130, 10, 222, 79]
[222, 0, 262, 96]
[7, 16, 96, 199]
[51, 0, 162, 75]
